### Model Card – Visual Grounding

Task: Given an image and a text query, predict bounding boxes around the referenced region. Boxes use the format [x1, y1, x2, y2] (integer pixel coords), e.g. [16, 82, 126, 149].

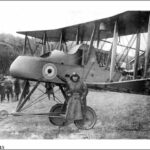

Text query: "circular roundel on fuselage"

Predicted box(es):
[42, 63, 57, 80]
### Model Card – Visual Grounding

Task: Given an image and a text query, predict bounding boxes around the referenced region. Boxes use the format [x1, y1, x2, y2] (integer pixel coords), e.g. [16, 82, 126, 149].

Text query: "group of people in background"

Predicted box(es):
[0, 74, 30, 103]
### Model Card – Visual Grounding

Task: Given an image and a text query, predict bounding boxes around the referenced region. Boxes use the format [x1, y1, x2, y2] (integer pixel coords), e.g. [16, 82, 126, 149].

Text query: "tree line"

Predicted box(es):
[0, 34, 27, 75]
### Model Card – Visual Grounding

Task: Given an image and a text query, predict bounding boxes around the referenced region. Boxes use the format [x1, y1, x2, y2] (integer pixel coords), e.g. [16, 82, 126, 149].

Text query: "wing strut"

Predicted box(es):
[26, 37, 34, 55]
[110, 21, 118, 81]
[22, 34, 34, 55]
[86, 23, 96, 64]
[22, 34, 27, 55]
[59, 30, 62, 50]
[42, 32, 47, 55]
[144, 14, 150, 78]
[133, 33, 141, 79]
[76, 26, 79, 44]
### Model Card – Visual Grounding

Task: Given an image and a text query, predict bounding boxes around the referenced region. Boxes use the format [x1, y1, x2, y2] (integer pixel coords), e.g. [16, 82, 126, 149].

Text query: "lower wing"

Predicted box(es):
[86, 78, 150, 96]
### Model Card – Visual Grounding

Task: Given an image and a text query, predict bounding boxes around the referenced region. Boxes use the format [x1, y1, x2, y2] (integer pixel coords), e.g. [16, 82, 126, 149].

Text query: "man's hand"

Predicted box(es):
[66, 91, 72, 97]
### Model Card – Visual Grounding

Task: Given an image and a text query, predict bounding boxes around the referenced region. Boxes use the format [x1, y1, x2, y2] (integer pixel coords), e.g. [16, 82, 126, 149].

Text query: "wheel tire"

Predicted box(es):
[74, 106, 97, 130]
[0, 110, 8, 119]
[49, 104, 65, 126]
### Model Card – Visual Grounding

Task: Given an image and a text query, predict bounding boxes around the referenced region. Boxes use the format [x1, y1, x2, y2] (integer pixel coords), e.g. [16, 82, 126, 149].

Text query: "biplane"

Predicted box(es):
[2, 10, 150, 130]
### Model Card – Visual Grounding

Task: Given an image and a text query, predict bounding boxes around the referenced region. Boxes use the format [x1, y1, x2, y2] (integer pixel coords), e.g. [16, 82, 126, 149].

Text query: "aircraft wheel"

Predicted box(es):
[49, 104, 65, 126]
[0, 110, 8, 120]
[74, 106, 97, 130]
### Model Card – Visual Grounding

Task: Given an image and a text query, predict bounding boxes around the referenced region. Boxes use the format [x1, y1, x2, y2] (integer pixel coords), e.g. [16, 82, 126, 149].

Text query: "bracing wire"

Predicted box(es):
[21, 92, 46, 111]
[21, 85, 64, 111]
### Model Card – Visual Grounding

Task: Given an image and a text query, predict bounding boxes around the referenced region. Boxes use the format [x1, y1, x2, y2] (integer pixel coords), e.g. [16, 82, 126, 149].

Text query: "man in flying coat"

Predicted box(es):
[57, 72, 88, 125]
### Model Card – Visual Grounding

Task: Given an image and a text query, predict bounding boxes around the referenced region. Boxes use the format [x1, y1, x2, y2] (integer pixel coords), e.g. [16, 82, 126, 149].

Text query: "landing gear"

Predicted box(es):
[15, 81, 97, 130]
[49, 104, 97, 130]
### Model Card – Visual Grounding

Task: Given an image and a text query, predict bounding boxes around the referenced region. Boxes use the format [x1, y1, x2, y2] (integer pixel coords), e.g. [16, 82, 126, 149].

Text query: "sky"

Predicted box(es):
[0, 1, 150, 38]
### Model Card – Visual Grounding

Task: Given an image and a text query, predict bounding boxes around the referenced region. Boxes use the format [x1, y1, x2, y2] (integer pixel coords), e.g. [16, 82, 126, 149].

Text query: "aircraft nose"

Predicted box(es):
[10, 56, 43, 80]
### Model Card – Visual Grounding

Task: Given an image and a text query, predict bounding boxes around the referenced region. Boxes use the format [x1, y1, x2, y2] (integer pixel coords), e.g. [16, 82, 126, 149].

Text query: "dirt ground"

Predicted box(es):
[0, 87, 150, 139]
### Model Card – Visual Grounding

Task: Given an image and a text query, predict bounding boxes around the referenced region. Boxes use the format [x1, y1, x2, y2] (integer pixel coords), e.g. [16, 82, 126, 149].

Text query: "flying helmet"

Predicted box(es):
[70, 72, 80, 82]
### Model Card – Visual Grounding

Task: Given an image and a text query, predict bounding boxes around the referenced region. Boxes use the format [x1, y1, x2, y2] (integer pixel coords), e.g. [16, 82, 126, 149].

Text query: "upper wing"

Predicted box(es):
[17, 11, 150, 42]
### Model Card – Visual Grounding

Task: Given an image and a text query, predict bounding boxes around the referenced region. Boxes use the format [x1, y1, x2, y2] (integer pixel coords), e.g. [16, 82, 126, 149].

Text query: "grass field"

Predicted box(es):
[0, 86, 150, 139]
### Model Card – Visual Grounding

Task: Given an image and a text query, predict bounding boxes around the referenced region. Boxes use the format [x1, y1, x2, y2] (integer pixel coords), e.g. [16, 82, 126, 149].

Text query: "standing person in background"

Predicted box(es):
[0, 74, 6, 103]
[14, 79, 21, 101]
[0, 83, 5, 103]
[45, 82, 54, 100]
[4, 78, 13, 102]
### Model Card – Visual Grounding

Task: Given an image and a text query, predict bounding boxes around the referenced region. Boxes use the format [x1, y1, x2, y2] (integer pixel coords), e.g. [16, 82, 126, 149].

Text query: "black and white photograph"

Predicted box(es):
[0, 0, 150, 149]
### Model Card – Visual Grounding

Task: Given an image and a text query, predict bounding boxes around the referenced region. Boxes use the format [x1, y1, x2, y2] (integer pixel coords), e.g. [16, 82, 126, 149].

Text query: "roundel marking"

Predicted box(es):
[42, 63, 57, 80]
